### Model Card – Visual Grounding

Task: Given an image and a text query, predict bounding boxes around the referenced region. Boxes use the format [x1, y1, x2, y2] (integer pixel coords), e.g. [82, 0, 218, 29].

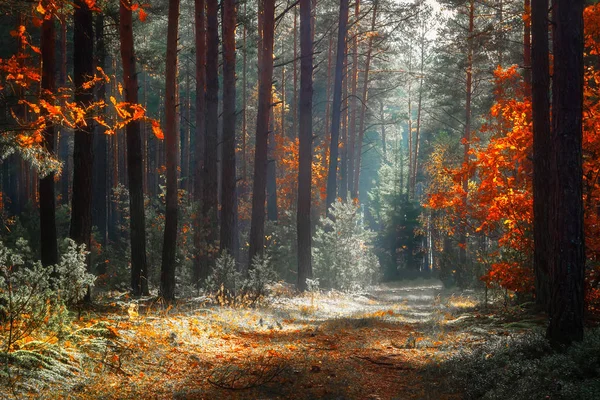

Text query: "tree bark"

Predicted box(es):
[220, 0, 238, 255]
[193, 0, 207, 286]
[458, 0, 474, 286]
[120, 0, 149, 296]
[347, 0, 360, 199]
[524, 0, 532, 94]
[249, 0, 276, 264]
[70, 0, 95, 299]
[297, 0, 313, 291]
[532, 0, 551, 311]
[161, 0, 180, 302]
[547, 0, 585, 345]
[39, 1, 58, 268]
[325, 0, 349, 215]
[204, 0, 219, 265]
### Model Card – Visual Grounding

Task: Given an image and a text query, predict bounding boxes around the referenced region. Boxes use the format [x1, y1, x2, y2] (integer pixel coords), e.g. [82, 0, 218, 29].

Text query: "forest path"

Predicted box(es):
[64, 281, 481, 400]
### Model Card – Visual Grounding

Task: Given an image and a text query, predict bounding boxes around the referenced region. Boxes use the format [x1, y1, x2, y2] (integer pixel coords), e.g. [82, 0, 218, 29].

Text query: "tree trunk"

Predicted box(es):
[297, 0, 313, 291]
[249, 0, 276, 264]
[324, 33, 334, 170]
[161, 0, 180, 302]
[347, 0, 360, 199]
[204, 0, 219, 264]
[220, 0, 238, 255]
[547, 0, 585, 345]
[412, 20, 425, 198]
[120, 0, 149, 296]
[242, 0, 248, 184]
[293, 6, 298, 140]
[39, 1, 58, 268]
[339, 51, 348, 200]
[458, 0, 474, 287]
[353, 1, 377, 198]
[532, 0, 551, 311]
[524, 0, 532, 93]
[70, 0, 95, 300]
[267, 113, 278, 221]
[325, 0, 349, 215]
[193, 0, 207, 286]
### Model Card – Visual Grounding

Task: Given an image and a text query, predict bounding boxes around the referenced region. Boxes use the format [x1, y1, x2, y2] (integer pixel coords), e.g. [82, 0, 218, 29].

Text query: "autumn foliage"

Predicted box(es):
[426, 6, 600, 307]
[0, 1, 162, 176]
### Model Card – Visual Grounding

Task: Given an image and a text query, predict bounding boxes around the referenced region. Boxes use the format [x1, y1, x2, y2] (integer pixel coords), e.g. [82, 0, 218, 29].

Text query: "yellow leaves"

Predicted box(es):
[10, 25, 26, 38]
[36, 1, 46, 15]
[118, 83, 124, 96]
[128, 303, 139, 320]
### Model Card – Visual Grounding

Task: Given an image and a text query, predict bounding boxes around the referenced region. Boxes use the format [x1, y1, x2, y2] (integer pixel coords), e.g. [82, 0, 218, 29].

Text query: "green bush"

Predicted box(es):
[206, 253, 277, 306]
[0, 238, 95, 352]
[313, 199, 380, 291]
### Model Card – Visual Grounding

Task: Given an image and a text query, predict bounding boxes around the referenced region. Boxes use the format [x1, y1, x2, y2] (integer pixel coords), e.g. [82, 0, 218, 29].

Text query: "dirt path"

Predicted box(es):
[44, 281, 478, 399]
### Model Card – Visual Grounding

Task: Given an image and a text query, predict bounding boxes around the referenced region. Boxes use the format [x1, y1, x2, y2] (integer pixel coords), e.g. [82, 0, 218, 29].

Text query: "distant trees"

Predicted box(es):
[325, 0, 349, 216]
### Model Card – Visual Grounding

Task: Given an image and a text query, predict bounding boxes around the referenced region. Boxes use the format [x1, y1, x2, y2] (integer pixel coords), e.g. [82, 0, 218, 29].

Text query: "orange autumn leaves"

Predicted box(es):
[426, 6, 600, 302]
[1, 3, 163, 166]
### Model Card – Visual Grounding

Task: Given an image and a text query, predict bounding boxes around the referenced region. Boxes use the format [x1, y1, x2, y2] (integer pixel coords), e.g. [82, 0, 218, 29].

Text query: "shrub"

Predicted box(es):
[313, 199, 380, 291]
[0, 238, 95, 352]
[205, 253, 277, 306]
[431, 330, 600, 400]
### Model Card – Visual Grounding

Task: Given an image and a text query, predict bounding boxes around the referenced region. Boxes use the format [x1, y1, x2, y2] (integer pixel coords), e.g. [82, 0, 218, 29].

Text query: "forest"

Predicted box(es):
[0, 0, 599, 398]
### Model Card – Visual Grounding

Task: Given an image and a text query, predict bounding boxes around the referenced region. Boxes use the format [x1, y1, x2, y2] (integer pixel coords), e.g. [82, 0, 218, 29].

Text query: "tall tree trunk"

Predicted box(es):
[324, 33, 334, 170]
[458, 0, 474, 287]
[547, 0, 585, 345]
[204, 0, 219, 264]
[532, 0, 551, 310]
[297, 0, 313, 291]
[325, 0, 349, 215]
[267, 113, 278, 221]
[339, 51, 348, 200]
[380, 100, 386, 158]
[161, 0, 180, 302]
[241, 0, 248, 184]
[220, 0, 238, 255]
[60, 21, 70, 206]
[70, 0, 95, 299]
[120, 0, 149, 296]
[193, 0, 207, 286]
[524, 0, 532, 93]
[353, 1, 377, 198]
[39, 1, 58, 268]
[93, 13, 109, 272]
[249, 0, 276, 264]
[293, 7, 298, 139]
[347, 0, 360, 199]
[412, 20, 425, 198]
[183, 57, 191, 193]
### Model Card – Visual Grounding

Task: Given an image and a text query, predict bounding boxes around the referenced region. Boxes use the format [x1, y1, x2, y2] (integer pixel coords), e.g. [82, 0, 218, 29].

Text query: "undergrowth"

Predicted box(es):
[430, 329, 600, 400]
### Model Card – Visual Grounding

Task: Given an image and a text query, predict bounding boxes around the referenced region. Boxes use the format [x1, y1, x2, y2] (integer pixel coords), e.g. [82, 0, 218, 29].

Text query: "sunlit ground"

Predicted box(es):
[2, 281, 537, 400]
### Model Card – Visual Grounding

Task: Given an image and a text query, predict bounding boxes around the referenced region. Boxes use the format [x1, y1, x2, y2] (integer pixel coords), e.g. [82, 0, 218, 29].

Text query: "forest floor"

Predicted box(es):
[3, 280, 548, 399]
